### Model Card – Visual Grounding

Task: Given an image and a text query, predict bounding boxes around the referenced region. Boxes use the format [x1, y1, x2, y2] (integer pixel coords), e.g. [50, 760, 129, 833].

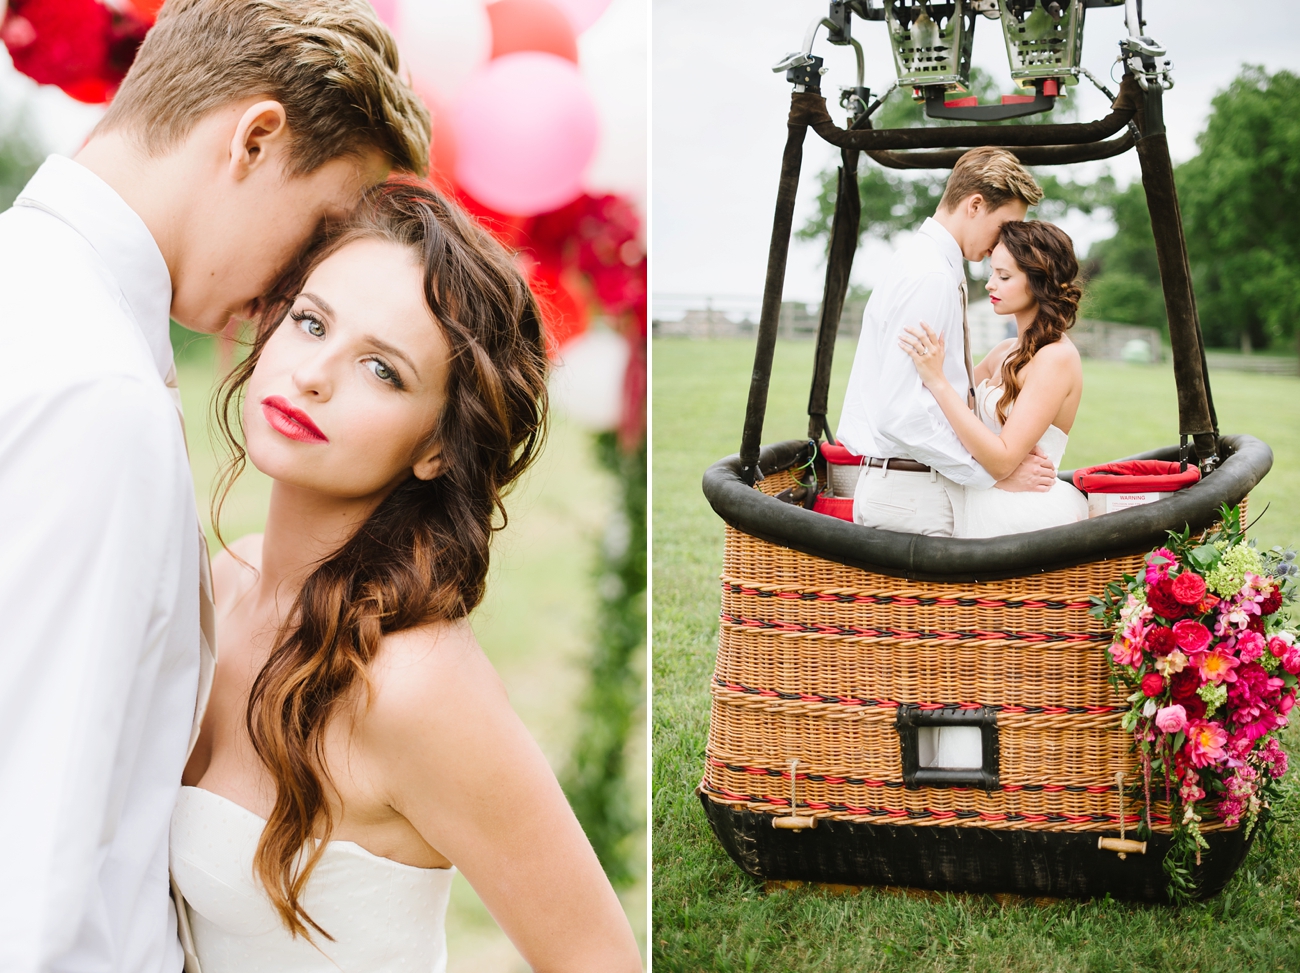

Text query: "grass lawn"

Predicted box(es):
[652, 337, 1300, 972]
[175, 337, 645, 972]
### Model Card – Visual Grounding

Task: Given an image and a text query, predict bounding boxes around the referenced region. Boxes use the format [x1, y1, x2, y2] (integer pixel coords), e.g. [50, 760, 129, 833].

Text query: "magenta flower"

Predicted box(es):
[1235, 630, 1266, 664]
[1145, 548, 1177, 585]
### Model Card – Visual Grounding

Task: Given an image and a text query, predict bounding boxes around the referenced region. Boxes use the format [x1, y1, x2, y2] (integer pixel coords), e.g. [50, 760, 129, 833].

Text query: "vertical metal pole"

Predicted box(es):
[1134, 83, 1219, 466]
[739, 104, 809, 484]
[806, 147, 861, 443]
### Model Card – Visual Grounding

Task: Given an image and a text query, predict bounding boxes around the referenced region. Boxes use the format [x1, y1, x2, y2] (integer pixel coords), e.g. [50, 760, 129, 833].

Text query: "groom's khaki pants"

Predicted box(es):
[851, 463, 966, 537]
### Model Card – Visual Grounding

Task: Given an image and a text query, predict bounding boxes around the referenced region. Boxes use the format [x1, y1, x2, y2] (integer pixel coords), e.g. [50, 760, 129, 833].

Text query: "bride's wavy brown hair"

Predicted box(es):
[992, 220, 1082, 425]
[213, 181, 548, 939]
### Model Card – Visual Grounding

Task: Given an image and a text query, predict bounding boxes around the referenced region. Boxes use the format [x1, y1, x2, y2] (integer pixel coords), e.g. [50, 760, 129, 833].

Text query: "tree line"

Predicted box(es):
[802, 65, 1300, 354]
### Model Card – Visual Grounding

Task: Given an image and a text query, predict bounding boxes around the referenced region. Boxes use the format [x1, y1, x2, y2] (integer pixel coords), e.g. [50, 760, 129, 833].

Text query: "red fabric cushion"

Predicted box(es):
[812, 495, 855, 521]
[1072, 460, 1201, 494]
[820, 442, 864, 466]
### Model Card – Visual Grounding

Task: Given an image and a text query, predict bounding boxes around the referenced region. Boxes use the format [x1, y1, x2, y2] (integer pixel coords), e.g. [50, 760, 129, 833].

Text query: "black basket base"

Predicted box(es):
[700, 794, 1255, 903]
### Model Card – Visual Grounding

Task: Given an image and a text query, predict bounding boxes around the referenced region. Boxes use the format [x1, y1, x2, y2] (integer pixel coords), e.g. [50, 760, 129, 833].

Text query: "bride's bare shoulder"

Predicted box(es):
[210, 534, 263, 608]
[1033, 334, 1082, 368]
[368, 620, 507, 725]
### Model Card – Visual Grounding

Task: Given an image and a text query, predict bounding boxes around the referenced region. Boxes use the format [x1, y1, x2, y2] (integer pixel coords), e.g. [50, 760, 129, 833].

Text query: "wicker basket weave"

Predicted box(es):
[700, 467, 1246, 864]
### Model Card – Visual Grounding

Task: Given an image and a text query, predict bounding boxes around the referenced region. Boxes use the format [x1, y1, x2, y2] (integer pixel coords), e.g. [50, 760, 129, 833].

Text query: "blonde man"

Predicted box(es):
[0, 3, 428, 971]
[837, 146, 1054, 538]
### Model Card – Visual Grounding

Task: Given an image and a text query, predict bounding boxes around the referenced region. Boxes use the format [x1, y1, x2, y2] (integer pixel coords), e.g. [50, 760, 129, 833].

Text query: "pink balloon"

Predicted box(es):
[369, 0, 400, 31]
[452, 52, 599, 216]
[545, 0, 613, 34]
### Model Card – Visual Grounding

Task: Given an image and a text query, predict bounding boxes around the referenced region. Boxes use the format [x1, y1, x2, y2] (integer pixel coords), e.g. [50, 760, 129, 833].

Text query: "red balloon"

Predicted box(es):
[530, 262, 589, 355]
[487, 0, 577, 63]
[413, 84, 459, 196]
[124, 0, 165, 21]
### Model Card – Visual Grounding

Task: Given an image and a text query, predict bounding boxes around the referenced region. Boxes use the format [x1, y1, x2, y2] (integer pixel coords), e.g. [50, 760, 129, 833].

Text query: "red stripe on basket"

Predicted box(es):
[721, 613, 1104, 644]
[722, 584, 1096, 613]
[701, 784, 1164, 829]
[712, 677, 1122, 716]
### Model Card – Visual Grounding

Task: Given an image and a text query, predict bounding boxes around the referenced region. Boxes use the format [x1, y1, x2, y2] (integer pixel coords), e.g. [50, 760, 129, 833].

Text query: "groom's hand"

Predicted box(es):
[995, 446, 1055, 493]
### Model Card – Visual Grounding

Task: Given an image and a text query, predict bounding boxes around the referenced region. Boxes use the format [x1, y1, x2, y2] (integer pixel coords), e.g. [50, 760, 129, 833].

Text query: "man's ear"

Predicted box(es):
[965, 192, 986, 218]
[413, 443, 444, 482]
[228, 100, 289, 181]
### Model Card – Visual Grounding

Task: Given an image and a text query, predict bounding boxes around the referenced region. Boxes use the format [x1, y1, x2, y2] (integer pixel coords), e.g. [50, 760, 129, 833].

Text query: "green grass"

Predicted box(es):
[175, 338, 645, 972]
[651, 337, 1300, 972]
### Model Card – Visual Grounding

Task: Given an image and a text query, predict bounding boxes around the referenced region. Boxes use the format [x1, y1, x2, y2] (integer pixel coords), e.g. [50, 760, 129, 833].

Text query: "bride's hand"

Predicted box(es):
[899, 322, 947, 388]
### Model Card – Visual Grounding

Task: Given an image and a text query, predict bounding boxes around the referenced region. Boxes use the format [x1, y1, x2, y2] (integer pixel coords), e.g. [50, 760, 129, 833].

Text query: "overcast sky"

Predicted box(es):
[653, 0, 1300, 305]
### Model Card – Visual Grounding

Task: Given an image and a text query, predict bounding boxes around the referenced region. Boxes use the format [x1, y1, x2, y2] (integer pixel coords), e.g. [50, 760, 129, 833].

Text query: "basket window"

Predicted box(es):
[917, 726, 982, 769]
[896, 704, 999, 790]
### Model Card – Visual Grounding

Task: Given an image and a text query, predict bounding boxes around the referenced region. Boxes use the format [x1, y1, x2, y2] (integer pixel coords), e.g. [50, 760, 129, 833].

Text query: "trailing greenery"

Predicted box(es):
[564, 431, 646, 885]
[653, 337, 1300, 971]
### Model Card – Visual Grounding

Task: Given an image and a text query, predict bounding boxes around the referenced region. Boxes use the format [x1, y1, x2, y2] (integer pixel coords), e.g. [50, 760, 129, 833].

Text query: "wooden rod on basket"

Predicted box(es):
[740, 97, 809, 486]
[773, 758, 816, 831]
[1098, 770, 1146, 856]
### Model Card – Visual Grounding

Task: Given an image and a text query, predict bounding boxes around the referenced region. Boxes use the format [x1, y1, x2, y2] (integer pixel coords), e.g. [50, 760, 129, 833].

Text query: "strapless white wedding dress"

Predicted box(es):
[958, 379, 1088, 538]
[171, 786, 454, 972]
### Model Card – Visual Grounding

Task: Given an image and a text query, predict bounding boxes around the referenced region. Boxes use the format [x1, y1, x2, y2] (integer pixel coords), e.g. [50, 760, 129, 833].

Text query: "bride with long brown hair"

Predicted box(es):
[171, 182, 640, 972]
[899, 219, 1089, 538]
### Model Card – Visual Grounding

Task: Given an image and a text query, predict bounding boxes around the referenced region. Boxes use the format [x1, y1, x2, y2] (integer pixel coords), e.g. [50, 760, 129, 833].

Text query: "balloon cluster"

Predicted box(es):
[372, 0, 642, 446]
[1, 0, 644, 445]
[0, 0, 154, 103]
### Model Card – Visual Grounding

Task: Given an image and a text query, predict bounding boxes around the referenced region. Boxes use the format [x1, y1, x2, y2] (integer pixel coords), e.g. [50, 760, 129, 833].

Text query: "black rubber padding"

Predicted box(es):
[701, 435, 1273, 583]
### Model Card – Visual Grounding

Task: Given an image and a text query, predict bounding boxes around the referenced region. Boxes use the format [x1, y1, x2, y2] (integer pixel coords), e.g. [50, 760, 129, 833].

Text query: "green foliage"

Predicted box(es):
[1084, 66, 1300, 350]
[653, 338, 1300, 970]
[0, 98, 44, 212]
[1179, 66, 1300, 350]
[563, 431, 646, 885]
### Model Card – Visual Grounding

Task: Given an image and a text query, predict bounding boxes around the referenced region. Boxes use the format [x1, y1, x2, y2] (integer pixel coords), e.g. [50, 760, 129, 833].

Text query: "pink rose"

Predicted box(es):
[1282, 693, 1297, 716]
[1235, 630, 1266, 664]
[1284, 647, 1300, 676]
[1141, 672, 1165, 697]
[1155, 704, 1188, 734]
[1172, 571, 1208, 606]
[1269, 636, 1291, 658]
[1173, 619, 1212, 656]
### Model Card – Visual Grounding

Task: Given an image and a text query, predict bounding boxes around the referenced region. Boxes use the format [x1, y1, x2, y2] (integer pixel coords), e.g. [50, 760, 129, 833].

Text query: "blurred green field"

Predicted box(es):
[175, 337, 645, 972]
[652, 337, 1300, 972]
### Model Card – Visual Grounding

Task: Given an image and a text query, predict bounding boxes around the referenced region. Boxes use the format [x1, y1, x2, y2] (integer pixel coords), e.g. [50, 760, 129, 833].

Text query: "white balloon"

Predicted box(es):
[547, 0, 613, 34]
[549, 327, 630, 432]
[396, 0, 491, 99]
[577, 0, 646, 207]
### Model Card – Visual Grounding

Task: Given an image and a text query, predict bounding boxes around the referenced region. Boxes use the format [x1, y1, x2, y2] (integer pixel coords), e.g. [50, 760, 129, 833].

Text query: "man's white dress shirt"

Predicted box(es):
[836, 217, 995, 489]
[0, 156, 200, 973]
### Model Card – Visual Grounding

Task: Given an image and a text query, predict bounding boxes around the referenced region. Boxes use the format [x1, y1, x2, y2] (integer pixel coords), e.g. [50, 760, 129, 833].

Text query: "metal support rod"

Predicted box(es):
[807, 147, 861, 442]
[740, 103, 809, 484]
[1134, 101, 1218, 466]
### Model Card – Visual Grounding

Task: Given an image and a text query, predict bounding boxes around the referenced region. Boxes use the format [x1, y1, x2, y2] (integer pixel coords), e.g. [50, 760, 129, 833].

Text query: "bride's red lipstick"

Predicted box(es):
[261, 396, 328, 444]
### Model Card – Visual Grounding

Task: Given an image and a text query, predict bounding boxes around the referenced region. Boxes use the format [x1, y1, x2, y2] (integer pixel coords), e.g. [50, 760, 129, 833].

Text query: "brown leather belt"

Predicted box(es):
[864, 456, 932, 474]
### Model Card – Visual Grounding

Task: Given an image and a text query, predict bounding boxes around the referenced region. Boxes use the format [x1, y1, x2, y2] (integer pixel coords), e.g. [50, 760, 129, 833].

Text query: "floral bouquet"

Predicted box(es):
[1094, 505, 1297, 901]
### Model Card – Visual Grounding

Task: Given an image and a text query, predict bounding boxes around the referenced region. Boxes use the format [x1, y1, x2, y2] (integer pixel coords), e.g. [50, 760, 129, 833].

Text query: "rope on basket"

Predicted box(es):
[1098, 770, 1147, 857]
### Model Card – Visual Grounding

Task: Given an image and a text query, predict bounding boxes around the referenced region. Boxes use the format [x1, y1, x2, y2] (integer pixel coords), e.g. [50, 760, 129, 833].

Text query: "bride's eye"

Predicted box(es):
[366, 358, 403, 388]
[290, 309, 325, 338]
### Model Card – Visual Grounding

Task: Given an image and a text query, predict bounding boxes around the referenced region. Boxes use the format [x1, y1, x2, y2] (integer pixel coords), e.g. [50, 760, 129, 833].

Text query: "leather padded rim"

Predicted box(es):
[701, 435, 1273, 583]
